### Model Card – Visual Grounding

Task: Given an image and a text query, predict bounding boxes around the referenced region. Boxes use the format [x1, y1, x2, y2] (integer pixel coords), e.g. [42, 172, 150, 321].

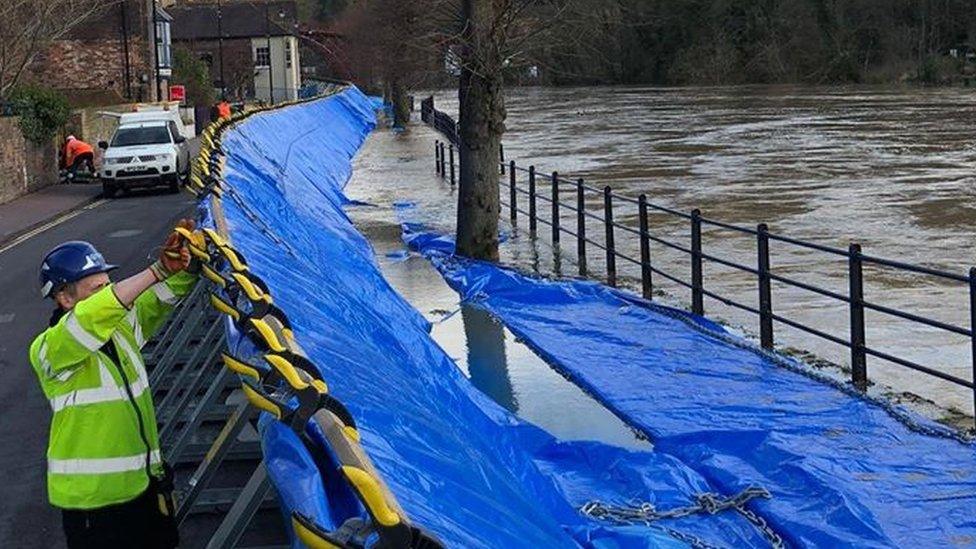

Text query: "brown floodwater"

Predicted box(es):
[429, 85, 976, 417]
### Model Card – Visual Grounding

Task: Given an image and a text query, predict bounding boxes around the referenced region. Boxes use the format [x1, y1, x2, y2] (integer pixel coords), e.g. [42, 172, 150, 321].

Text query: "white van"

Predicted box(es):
[97, 108, 190, 197]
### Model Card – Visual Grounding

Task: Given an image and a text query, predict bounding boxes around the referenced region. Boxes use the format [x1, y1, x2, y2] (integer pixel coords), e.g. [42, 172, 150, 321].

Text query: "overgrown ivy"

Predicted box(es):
[10, 85, 71, 144]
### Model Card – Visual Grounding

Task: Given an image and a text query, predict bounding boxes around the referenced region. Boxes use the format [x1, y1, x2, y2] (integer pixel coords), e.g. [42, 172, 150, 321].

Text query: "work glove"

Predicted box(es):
[149, 219, 195, 281]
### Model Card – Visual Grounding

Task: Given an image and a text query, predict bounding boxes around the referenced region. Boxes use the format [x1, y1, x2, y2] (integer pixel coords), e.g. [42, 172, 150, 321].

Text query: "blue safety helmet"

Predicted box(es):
[39, 241, 117, 298]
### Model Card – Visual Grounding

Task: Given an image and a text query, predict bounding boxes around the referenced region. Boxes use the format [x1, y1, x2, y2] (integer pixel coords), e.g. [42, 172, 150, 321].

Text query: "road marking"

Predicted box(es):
[0, 314, 13, 324]
[0, 199, 109, 255]
[108, 229, 143, 238]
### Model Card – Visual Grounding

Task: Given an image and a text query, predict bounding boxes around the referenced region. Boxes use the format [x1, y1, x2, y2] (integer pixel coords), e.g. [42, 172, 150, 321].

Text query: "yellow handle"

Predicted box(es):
[202, 228, 228, 247]
[241, 382, 282, 419]
[222, 353, 261, 381]
[264, 354, 308, 390]
[291, 514, 342, 549]
[209, 294, 240, 321]
[250, 317, 286, 352]
[200, 264, 226, 287]
[220, 246, 248, 272]
[231, 273, 271, 304]
[341, 466, 401, 527]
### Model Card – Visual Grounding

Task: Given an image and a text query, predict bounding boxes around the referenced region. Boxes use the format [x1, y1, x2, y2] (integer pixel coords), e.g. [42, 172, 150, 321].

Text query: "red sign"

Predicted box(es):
[169, 85, 186, 103]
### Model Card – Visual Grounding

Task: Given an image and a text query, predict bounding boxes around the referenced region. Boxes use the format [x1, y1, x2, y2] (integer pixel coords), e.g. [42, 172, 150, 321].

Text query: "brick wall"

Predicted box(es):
[0, 118, 57, 204]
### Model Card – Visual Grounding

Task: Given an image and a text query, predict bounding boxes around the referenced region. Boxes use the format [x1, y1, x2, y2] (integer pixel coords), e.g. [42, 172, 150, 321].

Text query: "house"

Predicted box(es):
[29, 0, 173, 106]
[170, 1, 301, 103]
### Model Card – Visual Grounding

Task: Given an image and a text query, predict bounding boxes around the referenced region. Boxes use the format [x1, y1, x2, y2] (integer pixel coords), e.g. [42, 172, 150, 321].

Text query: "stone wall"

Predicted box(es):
[30, 38, 154, 105]
[0, 118, 57, 204]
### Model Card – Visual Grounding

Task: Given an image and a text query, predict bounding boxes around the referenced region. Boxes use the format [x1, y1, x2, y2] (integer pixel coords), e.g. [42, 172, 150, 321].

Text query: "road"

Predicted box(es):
[0, 189, 196, 547]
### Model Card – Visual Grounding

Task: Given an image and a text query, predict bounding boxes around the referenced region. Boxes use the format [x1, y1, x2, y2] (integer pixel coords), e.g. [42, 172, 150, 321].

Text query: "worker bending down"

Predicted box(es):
[29, 219, 199, 548]
[62, 135, 96, 182]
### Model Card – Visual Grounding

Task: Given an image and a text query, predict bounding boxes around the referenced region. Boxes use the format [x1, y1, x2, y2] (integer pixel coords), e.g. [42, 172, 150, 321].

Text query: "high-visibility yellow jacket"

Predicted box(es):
[28, 273, 197, 509]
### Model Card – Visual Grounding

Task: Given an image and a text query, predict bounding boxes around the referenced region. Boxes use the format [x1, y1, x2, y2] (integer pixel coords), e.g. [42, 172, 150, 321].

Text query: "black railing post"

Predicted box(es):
[449, 144, 456, 186]
[604, 186, 616, 287]
[969, 267, 975, 428]
[439, 143, 445, 177]
[758, 223, 773, 349]
[551, 172, 560, 246]
[435, 140, 441, 176]
[528, 166, 537, 234]
[849, 243, 867, 390]
[691, 209, 704, 315]
[500, 143, 505, 175]
[577, 179, 586, 276]
[509, 161, 516, 225]
[639, 194, 652, 299]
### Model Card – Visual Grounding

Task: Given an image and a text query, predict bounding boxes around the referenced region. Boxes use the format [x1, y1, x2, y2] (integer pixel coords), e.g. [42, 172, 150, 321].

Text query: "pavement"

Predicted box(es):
[0, 188, 197, 547]
[0, 183, 104, 245]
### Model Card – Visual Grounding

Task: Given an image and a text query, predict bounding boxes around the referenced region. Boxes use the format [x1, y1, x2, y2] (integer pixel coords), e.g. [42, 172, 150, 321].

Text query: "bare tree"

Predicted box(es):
[0, 0, 112, 99]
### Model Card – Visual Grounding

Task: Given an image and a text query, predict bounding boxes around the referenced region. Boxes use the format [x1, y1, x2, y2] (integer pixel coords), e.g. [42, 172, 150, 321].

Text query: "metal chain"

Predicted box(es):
[581, 486, 785, 549]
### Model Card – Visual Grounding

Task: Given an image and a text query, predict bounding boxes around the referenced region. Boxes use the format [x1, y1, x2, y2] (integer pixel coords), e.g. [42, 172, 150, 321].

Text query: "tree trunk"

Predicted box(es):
[391, 76, 411, 128]
[456, 0, 505, 261]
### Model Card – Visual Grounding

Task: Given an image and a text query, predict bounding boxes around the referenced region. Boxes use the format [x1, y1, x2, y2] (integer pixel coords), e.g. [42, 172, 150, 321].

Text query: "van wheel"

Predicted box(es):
[168, 178, 180, 193]
[102, 182, 118, 198]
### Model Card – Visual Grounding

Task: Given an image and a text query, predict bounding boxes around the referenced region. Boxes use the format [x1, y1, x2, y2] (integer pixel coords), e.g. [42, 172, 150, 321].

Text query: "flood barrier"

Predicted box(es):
[175, 85, 843, 547]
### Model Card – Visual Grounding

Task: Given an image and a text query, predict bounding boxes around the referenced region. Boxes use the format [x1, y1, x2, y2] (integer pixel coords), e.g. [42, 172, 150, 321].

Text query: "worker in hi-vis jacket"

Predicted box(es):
[29, 219, 198, 548]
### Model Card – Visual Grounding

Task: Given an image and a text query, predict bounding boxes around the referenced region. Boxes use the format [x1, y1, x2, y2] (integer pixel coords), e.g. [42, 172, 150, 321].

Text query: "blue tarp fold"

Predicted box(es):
[402, 223, 976, 548]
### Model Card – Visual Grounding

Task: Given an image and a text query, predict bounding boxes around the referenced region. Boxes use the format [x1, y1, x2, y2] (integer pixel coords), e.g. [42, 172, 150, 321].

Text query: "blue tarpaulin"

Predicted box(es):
[204, 87, 810, 547]
[402, 226, 976, 548]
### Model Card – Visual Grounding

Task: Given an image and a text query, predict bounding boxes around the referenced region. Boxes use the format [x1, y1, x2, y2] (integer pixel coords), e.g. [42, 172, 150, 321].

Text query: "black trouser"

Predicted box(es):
[61, 485, 179, 549]
[68, 152, 95, 179]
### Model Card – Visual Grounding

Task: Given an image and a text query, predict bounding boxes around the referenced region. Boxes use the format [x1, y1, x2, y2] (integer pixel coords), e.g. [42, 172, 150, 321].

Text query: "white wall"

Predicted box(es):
[252, 36, 301, 103]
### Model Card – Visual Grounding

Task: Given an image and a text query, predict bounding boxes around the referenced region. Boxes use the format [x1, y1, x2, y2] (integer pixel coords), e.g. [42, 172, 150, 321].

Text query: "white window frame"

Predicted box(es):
[255, 46, 270, 68]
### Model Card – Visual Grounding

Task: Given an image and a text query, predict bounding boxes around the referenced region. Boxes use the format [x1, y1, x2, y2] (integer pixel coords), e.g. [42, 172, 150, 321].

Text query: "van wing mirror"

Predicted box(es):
[98, 141, 109, 150]
[174, 135, 186, 144]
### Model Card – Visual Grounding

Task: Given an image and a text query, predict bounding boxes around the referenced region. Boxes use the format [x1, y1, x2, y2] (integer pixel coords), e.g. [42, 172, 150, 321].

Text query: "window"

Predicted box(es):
[255, 46, 270, 68]
[285, 40, 292, 69]
[111, 126, 172, 147]
[155, 17, 172, 69]
[168, 121, 181, 142]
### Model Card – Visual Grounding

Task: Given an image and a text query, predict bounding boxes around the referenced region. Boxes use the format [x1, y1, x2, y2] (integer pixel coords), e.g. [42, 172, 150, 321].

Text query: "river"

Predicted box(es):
[427, 85, 976, 419]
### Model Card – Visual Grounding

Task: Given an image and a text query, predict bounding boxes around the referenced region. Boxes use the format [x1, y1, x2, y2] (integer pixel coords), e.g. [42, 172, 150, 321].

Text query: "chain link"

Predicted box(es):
[581, 486, 785, 549]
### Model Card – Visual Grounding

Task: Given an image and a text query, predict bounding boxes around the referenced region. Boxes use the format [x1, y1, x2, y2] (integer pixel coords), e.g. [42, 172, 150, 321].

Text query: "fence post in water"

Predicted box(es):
[970, 267, 976, 427]
[551, 172, 560, 246]
[449, 144, 456, 186]
[849, 243, 867, 390]
[509, 161, 517, 225]
[439, 143, 446, 177]
[577, 179, 586, 276]
[757, 223, 773, 349]
[528, 166, 537, 234]
[639, 195, 652, 299]
[500, 144, 505, 175]
[604, 186, 617, 287]
[691, 209, 704, 315]
[435, 140, 441, 176]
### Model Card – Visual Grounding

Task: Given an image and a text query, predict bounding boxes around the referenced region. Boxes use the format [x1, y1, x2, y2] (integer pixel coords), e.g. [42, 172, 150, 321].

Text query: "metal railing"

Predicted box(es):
[424, 100, 976, 427]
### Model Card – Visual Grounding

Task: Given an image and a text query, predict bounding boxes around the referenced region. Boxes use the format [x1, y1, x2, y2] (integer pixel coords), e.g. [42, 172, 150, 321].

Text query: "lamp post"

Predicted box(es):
[265, 0, 273, 104]
[217, 0, 225, 99]
[152, 0, 161, 101]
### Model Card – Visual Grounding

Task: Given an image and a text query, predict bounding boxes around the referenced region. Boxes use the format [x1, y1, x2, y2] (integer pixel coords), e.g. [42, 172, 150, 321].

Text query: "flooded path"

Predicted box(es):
[429, 86, 976, 417]
[346, 128, 649, 449]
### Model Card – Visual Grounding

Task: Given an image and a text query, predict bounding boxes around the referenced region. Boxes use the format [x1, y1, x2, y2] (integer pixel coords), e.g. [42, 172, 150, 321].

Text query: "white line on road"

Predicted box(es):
[0, 199, 109, 255]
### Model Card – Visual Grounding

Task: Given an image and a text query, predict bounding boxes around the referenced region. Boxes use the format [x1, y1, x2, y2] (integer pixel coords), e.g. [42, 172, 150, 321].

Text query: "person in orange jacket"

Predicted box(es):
[216, 100, 231, 120]
[62, 136, 96, 182]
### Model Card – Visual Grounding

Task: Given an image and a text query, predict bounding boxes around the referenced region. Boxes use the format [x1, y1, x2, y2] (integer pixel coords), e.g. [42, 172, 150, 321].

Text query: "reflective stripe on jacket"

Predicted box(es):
[28, 272, 197, 510]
